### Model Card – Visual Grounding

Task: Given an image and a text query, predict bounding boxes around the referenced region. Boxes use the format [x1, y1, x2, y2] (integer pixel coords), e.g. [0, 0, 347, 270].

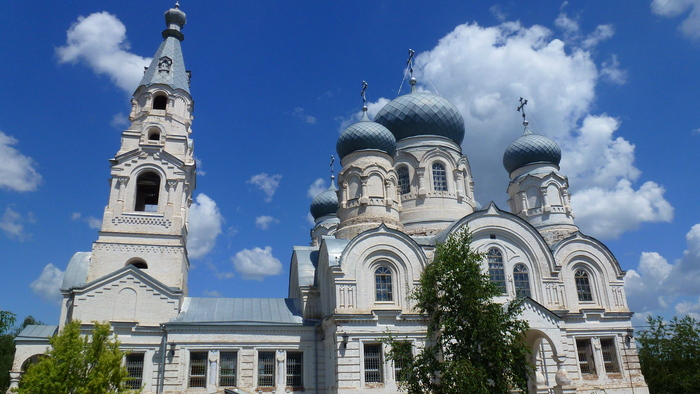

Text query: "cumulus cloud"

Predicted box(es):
[231, 246, 283, 280]
[0, 131, 41, 192]
[30, 263, 64, 305]
[342, 15, 668, 240]
[71, 212, 102, 230]
[652, 0, 700, 39]
[247, 173, 282, 202]
[255, 215, 278, 230]
[56, 12, 151, 93]
[292, 107, 317, 124]
[625, 224, 700, 318]
[0, 206, 34, 241]
[110, 113, 129, 129]
[187, 193, 224, 259]
[307, 178, 326, 199]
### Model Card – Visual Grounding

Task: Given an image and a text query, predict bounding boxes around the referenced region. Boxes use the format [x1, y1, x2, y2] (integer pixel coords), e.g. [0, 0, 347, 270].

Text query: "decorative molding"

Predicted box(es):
[110, 215, 172, 228]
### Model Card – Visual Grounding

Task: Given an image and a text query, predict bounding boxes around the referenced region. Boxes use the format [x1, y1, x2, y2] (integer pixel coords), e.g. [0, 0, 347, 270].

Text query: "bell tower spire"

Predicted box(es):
[87, 3, 196, 293]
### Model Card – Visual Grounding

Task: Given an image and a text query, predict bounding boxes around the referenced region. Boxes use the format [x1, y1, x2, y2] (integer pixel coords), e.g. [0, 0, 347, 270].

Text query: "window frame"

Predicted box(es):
[397, 166, 410, 195]
[257, 351, 276, 388]
[487, 248, 507, 294]
[575, 269, 594, 302]
[286, 351, 303, 389]
[432, 162, 448, 191]
[125, 353, 145, 390]
[374, 266, 393, 302]
[188, 351, 208, 388]
[363, 343, 383, 384]
[576, 338, 597, 376]
[600, 338, 621, 374]
[219, 351, 238, 387]
[513, 263, 531, 298]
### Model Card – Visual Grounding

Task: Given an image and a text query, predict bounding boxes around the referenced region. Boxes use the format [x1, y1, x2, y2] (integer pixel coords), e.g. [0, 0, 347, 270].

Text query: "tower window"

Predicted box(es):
[147, 128, 161, 141]
[375, 266, 393, 302]
[397, 166, 410, 195]
[575, 269, 593, 302]
[126, 258, 148, 270]
[135, 172, 160, 212]
[487, 248, 506, 294]
[432, 163, 447, 191]
[153, 95, 167, 110]
[513, 264, 530, 298]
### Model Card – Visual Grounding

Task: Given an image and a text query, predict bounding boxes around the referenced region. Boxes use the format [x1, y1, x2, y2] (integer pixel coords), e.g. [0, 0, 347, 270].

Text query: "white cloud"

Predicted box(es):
[0, 206, 33, 241]
[30, 263, 64, 305]
[231, 246, 283, 281]
[600, 55, 627, 85]
[187, 193, 224, 259]
[255, 215, 278, 230]
[625, 224, 700, 318]
[307, 212, 316, 226]
[71, 212, 102, 230]
[110, 113, 129, 129]
[292, 107, 317, 124]
[652, 0, 700, 39]
[56, 12, 151, 93]
[307, 178, 326, 199]
[202, 290, 222, 297]
[571, 180, 673, 239]
[247, 173, 282, 202]
[195, 158, 206, 176]
[338, 98, 390, 132]
[0, 131, 41, 192]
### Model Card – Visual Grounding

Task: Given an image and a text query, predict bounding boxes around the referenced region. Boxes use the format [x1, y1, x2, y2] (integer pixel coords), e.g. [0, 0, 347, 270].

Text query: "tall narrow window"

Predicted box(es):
[258, 351, 275, 387]
[397, 166, 410, 195]
[219, 351, 237, 387]
[393, 341, 411, 383]
[364, 344, 383, 384]
[135, 172, 160, 212]
[487, 248, 506, 294]
[189, 352, 207, 388]
[513, 264, 531, 298]
[575, 269, 593, 301]
[286, 352, 303, 388]
[153, 95, 167, 110]
[375, 267, 393, 302]
[432, 163, 447, 191]
[125, 353, 144, 390]
[576, 339, 596, 375]
[600, 338, 620, 373]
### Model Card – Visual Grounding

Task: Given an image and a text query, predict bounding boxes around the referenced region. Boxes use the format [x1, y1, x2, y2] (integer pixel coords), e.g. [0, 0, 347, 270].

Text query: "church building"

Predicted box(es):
[9, 5, 649, 393]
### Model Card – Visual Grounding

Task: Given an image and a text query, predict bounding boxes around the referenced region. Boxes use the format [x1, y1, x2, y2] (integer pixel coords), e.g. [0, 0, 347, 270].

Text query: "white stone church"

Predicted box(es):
[9, 5, 649, 393]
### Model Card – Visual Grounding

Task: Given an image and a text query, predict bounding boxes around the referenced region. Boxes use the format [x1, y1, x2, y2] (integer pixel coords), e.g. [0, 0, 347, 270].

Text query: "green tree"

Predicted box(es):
[17, 320, 135, 394]
[0, 311, 17, 392]
[637, 315, 700, 393]
[385, 229, 532, 393]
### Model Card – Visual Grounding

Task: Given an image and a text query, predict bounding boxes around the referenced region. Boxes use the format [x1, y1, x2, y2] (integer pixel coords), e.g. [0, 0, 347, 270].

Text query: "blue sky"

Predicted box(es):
[1, 1, 699, 328]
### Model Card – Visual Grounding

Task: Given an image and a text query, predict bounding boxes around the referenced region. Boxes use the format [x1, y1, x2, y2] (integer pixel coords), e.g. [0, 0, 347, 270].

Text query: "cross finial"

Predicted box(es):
[330, 155, 335, 182]
[361, 81, 368, 107]
[406, 49, 415, 78]
[175, 1, 180, 9]
[517, 97, 528, 125]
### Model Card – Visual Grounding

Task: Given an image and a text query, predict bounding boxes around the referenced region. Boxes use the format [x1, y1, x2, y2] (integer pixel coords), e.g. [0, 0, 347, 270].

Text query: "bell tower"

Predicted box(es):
[87, 4, 195, 293]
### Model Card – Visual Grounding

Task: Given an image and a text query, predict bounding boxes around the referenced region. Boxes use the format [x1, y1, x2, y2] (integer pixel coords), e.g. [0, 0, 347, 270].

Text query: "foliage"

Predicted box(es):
[17, 320, 135, 394]
[384, 228, 532, 393]
[637, 315, 700, 394]
[1, 311, 17, 392]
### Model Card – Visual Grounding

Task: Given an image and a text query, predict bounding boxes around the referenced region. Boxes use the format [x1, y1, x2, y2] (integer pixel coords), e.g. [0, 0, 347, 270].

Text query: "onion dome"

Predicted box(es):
[310, 183, 339, 220]
[336, 107, 396, 159]
[374, 78, 465, 145]
[503, 121, 561, 174]
[163, 3, 186, 41]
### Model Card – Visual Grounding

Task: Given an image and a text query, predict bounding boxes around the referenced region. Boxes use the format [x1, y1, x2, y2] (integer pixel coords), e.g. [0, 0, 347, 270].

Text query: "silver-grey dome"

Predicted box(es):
[374, 92, 465, 145]
[336, 112, 396, 159]
[310, 184, 339, 220]
[503, 129, 561, 174]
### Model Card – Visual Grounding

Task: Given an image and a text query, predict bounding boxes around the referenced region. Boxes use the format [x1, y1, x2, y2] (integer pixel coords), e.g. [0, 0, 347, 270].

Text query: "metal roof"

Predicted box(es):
[61, 252, 90, 290]
[293, 246, 318, 287]
[171, 297, 303, 325]
[336, 111, 396, 159]
[138, 37, 190, 93]
[16, 325, 58, 341]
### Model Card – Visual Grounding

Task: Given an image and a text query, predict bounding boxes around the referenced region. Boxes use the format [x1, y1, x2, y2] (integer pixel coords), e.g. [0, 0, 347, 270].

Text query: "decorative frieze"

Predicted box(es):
[110, 215, 172, 228]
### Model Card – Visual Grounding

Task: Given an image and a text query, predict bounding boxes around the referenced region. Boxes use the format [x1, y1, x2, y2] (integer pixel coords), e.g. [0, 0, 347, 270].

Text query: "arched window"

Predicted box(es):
[575, 269, 593, 301]
[135, 172, 160, 212]
[432, 162, 447, 191]
[513, 264, 530, 298]
[153, 95, 167, 110]
[397, 166, 410, 195]
[375, 266, 393, 302]
[126, 258, 148, 269]
[487, 248, 506, 294]
[148, 128, 161, 141]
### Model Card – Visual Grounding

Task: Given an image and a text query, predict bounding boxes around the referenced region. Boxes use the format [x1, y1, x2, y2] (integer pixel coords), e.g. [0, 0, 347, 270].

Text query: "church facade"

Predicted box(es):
[9, 5, 649, 394]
